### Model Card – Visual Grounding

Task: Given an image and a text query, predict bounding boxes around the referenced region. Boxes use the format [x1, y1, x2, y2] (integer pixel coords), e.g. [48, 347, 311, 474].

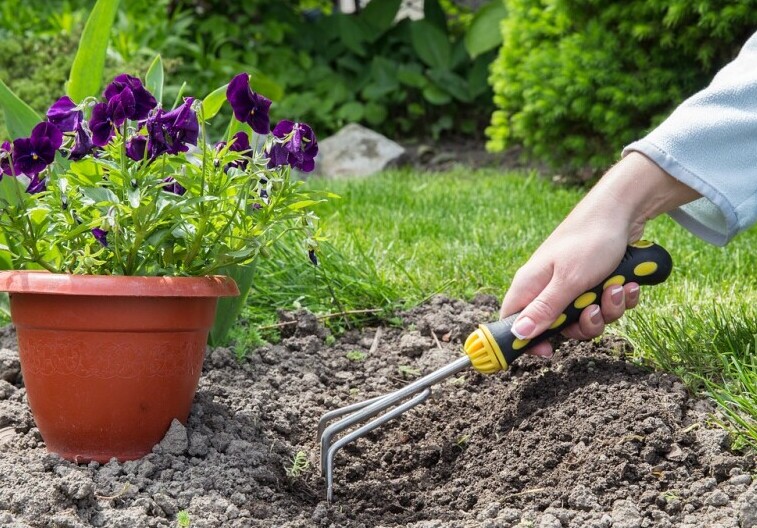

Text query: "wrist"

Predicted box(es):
[593, 152, 701, 232]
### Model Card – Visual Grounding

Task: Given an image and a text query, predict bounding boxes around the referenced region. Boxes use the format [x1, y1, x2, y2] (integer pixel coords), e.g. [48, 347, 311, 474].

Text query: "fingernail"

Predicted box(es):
[590, 306, 602, 324]
[512, 316, 535, 339]
[629, 284, 640, 300]
[611, 286, 623, 306]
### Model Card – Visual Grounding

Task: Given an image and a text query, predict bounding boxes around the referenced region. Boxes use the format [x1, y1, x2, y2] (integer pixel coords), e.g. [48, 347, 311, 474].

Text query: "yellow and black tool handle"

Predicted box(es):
[463, 241, 672, 374]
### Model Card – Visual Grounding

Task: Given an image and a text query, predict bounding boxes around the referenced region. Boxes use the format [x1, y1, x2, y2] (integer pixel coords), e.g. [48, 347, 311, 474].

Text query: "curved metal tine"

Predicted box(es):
[325, 387, 432, 502]
[316, 394, 386, 442]
[319, 356, 472, 476]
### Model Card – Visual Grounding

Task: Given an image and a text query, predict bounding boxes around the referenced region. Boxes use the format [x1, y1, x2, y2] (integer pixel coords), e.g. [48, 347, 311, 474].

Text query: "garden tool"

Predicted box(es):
[318, 241, 672, 501]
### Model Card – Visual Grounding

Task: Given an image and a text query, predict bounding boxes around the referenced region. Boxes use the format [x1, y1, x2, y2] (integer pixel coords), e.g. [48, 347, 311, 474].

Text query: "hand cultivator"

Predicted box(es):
[318, 241, 672, 501]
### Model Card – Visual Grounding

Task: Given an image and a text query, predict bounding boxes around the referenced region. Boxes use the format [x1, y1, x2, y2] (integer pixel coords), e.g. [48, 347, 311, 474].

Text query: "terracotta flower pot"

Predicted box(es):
[0, 271, 238, 463]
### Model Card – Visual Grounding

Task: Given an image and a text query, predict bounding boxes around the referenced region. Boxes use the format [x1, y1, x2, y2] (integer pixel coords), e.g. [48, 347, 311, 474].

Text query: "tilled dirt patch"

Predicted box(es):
[0, 296, 755, 527]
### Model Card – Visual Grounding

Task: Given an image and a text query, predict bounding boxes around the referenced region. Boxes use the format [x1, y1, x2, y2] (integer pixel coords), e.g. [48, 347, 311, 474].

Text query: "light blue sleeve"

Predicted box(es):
[622, 31, 757, 246]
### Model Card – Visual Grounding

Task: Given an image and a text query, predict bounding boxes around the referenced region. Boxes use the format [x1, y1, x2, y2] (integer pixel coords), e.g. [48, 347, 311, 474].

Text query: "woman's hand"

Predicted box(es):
[500, 152, 700, 358]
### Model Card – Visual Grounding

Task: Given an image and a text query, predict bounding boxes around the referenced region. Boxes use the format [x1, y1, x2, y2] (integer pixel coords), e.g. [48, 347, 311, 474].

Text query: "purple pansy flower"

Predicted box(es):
[68, 122, 94, 161]
[25, 175, 46, 194]
[145, 98, 198, 159]
[103, 74, 157, 122]
[266, 120, 318, 172]
[92, 228, 108, 247]
[126, 135, 148, 162]
[159, 98, 198, 154]
[89, 102, 116, 147]
[46, 96, 82, 133]
[216, 131, 251, 170]
[226, 73, 271, 135]
[0, 141, 12, 177]
[145, 110, 169, 159]
[308, 249, 318, 266]
[106, 86, 136, 127]
[163, 177, 186, 195]
[12, 122, 63, 176]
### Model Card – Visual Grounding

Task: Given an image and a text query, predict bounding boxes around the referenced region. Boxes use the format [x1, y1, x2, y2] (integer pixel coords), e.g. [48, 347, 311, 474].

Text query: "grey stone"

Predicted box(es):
[316, 123, 405, 178]
[568, 485, 600, 510]
[611, 499, 642, 528]
[738, 482, 757, 528]
[704, 489, 730, 507]
[537, 513, 563, 528]
[0, 348, 20, 383]
[399, 331, 431, 358]
[158, 419, 188, 455]
[188, 431, 210, 457]
[153, 492, 178, 516]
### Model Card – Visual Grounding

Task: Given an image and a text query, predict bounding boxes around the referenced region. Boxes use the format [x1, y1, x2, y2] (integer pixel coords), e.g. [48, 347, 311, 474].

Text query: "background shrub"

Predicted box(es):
[170, 0, 497, 139]
[0, 0, 178, 139]
[487, 0, 757, 176]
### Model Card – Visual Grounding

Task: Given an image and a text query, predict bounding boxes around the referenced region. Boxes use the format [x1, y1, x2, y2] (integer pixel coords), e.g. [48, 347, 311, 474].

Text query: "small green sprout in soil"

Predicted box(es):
[176, 510, 191, 527]
[325, 334, 336, 346]
[388, 316, 404, 327]
[447, 375, 467, 386]
[285, 450, 310, 478]
[346, 350, 366, 361]
[456, 434, 471, 448]
[398, 365, 421, 378]
[662, 491, 680, 502]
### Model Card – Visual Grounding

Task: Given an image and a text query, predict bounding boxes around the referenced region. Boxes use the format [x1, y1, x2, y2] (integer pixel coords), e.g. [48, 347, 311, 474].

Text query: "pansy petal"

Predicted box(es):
[31, 122, 63, 151]
[46, 96, 81, 132]
[90, 103, 115, 147]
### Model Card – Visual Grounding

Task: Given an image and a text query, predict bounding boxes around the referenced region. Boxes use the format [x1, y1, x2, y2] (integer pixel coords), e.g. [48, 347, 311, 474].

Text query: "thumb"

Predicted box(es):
[510, 277, 578, 340]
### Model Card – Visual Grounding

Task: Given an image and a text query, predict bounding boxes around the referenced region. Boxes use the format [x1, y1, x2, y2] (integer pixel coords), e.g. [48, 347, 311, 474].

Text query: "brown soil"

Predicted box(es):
[0, 296, 755, 527]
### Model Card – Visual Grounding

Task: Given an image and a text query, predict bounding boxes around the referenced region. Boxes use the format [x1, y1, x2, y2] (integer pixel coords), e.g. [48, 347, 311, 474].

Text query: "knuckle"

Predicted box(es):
[529, 296, 558, 321]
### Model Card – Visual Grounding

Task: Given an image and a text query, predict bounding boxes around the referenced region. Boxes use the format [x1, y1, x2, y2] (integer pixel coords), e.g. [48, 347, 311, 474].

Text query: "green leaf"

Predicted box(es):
[337, 13, 369, 56]
[201, 83, 229, 121]
[249, 69, 284, 102]
[80, 187, 119, 206]
[422, 84, 452, 105]
[209, 263, 255, 346]
[428, 69, 472, 102]
[364, 102, 388, 125]
[0, 177, 23, 208]
[468, 54, 492, 98]
[127, 188, 140, 208]
[396, 64, 429, 89]
[0, 78, 41, 138]
[288, 200, 321, 210]
[410, 20, 451, 69]
[145, 55, 164, 104]
[67, 0, 121, 102]
[337, 101, 364, 122]
[371, 56, 400, 91]
[0, 293, 9, 318]
[464, 0, 507, 58]
[424, 0, 448, 32]
[360, 0, 401, 33]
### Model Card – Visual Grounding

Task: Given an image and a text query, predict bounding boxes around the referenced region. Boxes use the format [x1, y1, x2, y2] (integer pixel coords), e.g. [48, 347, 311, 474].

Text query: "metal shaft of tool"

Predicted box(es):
[319, 355, 472, 499]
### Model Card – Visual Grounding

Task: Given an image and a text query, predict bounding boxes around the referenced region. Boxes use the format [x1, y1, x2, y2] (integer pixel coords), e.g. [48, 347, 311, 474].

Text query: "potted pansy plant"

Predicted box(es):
[0, 71, 321, 463]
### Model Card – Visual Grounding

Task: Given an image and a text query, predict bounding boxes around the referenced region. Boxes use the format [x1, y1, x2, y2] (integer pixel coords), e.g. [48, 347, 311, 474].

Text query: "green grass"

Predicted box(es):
[244, 168, 757, 448]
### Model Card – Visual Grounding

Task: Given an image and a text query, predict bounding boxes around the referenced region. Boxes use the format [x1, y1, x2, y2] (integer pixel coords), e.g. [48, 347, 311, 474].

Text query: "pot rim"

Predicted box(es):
[0, 270, 239, 297]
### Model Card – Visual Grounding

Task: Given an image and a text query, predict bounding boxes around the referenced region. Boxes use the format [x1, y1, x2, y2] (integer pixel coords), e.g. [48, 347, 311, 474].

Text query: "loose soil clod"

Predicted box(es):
[0, 297, 755, 527]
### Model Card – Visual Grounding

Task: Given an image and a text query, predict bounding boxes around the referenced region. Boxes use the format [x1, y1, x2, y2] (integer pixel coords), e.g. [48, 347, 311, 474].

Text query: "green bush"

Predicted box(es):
[171, 0, 496, 139]
[0, 0, 179, 140]
[487, 0, 757, 176]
